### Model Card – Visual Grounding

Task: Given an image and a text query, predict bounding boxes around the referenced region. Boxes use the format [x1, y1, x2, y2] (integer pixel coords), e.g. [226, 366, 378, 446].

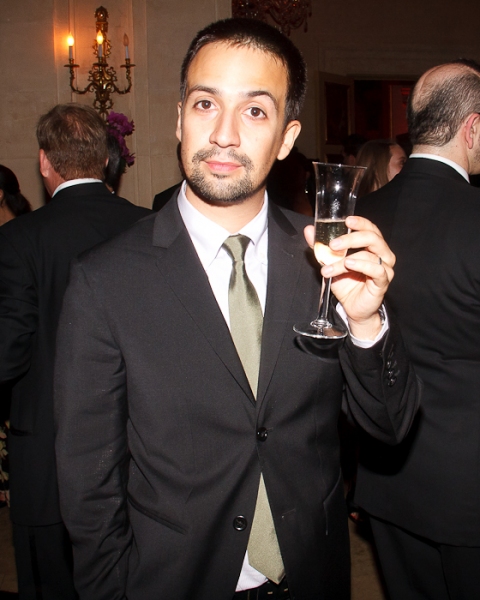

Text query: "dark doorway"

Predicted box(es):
[354, 79, 415, 142]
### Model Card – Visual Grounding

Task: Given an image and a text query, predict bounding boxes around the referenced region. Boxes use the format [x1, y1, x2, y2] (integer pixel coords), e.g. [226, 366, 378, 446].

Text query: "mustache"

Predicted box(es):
[191, 148, 253, 171]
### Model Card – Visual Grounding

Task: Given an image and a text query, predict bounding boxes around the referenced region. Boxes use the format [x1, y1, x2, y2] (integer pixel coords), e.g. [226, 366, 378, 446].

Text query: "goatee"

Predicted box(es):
[185, 148, 261, 206]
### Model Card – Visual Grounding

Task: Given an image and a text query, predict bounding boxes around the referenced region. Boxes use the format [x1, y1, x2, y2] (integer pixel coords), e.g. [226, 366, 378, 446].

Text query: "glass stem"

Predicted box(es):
[313, 277, 332, 327]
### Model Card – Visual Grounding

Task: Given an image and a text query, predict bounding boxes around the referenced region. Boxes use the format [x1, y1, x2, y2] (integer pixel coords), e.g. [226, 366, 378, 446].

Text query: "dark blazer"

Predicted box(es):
[355, 158, 480, 546]
[152, 182, 182, 211]
[54, 197, 419, 600]
[0, 182, 150, 526]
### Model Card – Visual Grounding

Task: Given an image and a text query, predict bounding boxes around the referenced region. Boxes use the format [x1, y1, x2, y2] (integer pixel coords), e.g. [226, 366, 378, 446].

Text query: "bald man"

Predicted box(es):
[355, 59, 480, 600]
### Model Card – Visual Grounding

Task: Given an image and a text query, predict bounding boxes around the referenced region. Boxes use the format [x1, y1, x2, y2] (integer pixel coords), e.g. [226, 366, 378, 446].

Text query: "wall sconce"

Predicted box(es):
[65, 6, 134, 119]
[232, 0, 312, 36]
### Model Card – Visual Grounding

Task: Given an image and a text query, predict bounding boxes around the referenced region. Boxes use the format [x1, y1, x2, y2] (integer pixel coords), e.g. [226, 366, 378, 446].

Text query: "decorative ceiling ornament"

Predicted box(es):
[232, 0, 312, 36]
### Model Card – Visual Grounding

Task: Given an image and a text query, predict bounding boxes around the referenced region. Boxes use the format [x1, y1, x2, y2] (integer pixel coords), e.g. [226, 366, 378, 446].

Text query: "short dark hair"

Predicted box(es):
[36, 104, 108, 180]
[104, 134, 124, 193]
[407, 59, 480, 146]
[0, 164, 31, 216]
[180, 18, 307, 124]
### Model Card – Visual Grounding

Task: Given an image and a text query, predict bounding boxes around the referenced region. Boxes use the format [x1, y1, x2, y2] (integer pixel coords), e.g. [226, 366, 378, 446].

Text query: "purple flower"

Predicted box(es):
[106, 111, 135, 166]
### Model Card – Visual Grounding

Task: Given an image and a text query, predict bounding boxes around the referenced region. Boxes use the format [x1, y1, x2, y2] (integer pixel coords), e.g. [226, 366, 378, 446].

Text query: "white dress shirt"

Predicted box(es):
[177, 181, 387, 590]
[52, 178, 103, 197]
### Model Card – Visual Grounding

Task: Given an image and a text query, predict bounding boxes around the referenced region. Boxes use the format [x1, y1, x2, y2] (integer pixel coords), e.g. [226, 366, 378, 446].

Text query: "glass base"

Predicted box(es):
[293, 320, 348, 340]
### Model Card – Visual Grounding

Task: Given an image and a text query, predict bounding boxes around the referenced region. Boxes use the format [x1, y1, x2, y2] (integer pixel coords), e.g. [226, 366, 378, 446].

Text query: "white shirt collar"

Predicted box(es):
[177, 181, 269, 270]
[52, 178, 103, 197]
[409, 154, 470, 182]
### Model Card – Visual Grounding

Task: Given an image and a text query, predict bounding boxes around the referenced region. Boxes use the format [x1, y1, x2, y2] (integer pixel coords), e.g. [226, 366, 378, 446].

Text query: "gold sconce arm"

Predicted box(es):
[65, 6, 134, 119]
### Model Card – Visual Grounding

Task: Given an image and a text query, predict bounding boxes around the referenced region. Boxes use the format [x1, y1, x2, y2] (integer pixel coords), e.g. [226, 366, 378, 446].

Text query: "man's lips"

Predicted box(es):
[204, 160, 242, 173]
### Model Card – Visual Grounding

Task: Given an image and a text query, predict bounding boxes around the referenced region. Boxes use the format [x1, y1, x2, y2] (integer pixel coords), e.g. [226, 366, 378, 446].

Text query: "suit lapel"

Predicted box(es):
[152, 199, 254, 403]
[257, 204, 306, 403]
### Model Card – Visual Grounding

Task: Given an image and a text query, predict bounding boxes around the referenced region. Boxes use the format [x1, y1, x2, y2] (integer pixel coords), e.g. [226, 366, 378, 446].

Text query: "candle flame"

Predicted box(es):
[67, 34, 74, 47]
[123, 33, 129, 47]
[96, 32, 104, 45]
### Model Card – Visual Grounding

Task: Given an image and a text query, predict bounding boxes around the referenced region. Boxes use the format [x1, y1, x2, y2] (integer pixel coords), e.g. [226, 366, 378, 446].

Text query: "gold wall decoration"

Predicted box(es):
[65, 6, 134, 119]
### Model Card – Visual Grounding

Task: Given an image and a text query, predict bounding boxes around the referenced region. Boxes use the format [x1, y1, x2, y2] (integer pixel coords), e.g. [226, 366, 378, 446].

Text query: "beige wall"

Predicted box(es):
[0, 0, 230, 209]
[1, 0, 480, 208]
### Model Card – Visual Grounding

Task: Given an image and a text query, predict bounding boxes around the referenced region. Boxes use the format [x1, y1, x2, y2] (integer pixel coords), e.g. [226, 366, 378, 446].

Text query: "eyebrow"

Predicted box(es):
[186, 85, 279, 110]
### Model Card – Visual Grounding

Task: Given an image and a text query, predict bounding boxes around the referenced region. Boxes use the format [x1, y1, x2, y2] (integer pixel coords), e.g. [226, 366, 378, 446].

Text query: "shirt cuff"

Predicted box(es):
[336, 303, 389, 348]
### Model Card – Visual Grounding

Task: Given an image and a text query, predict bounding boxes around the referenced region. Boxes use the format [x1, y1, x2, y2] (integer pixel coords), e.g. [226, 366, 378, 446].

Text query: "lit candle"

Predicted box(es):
[67, 34, 74, 61]
[123, 33, 130, 61]
[97, 32, 104, 59]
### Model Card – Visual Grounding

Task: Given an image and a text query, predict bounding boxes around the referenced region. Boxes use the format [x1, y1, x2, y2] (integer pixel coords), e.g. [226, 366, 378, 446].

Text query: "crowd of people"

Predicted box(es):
[0, 15, 478, 600]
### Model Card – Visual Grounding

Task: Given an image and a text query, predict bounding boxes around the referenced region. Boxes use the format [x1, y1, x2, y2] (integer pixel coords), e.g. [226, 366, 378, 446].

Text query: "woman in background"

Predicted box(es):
[0, 164, 31, 506]
[0, 165, 31, 226]
[356, 140, 407, 197]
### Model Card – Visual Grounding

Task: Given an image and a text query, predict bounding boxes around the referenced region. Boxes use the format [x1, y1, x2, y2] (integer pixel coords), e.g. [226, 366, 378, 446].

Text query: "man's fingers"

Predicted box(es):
[322, 255, 394, 286]
[304, 224, 314, 248]
[330, 231, 396, 268]
[345, 215, 381, 234]
[305, 220, 396, 269]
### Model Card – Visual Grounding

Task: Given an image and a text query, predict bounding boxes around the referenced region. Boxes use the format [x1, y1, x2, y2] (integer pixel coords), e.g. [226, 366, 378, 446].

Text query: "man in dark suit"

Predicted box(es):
[0, 104, 150, 599]
[54, 19, 419, 600]
[355, 60, 480, 599]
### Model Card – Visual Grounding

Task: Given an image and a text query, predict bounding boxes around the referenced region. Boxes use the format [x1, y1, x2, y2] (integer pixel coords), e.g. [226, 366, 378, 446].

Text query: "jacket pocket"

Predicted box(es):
[127, 494, 188, 534]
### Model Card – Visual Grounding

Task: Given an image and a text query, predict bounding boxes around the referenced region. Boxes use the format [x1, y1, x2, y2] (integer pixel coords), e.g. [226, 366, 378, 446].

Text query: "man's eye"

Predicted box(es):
[196, 100, 212, 110]
[248, 107, 265, 118]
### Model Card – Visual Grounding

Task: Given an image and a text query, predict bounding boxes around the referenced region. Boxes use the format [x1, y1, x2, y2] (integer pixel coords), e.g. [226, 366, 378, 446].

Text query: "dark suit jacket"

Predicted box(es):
[54, 196, 419, 599]
[355, 158, 480, 546]
[0, 182, 150, 526]
[152, 182, 182, 211]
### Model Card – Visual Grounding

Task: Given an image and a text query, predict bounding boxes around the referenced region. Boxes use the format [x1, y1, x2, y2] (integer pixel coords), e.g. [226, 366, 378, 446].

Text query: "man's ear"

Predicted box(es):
[277, 120, 302, 161]
[176, 102, 183, 143]
[464, 113, 480, 150]
[39, 149, 52, 178]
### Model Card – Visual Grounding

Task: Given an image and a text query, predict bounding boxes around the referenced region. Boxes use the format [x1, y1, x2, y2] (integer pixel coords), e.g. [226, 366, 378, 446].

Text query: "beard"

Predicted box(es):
[185, 148, 263, 206]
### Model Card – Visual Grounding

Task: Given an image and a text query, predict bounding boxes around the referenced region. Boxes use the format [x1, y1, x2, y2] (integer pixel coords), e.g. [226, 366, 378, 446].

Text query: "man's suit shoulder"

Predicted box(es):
[268, 202, 312, 242]
[275, 204, 312, 227]
[357, 161, 480, 234]
[76, 210, 158, 267]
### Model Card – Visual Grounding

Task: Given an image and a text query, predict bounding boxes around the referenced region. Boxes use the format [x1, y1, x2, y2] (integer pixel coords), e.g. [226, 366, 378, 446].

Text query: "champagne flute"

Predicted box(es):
[294, 162, 366, 339]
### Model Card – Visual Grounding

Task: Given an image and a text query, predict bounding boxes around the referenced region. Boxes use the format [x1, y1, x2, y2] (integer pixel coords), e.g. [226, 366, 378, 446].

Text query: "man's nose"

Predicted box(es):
[209, 111, 241, 148]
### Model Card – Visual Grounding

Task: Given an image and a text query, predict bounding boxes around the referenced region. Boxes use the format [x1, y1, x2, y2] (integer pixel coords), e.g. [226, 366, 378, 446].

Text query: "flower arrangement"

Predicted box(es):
[106, 111, 135, 167]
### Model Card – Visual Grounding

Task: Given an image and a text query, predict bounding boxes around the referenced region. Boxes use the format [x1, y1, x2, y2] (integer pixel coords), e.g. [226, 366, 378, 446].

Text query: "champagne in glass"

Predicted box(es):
[314, 219, 349, 266]
[294, 162, 366, 339]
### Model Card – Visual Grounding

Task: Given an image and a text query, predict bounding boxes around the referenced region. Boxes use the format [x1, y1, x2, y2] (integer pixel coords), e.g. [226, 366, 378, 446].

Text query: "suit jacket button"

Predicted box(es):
[257, 427, 268, 441]
[388, 376, 397, 387]
[233, 516, 247, 531]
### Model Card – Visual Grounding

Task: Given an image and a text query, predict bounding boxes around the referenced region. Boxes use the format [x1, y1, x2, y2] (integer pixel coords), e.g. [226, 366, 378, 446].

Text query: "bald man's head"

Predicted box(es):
[407, 59, 480, 147]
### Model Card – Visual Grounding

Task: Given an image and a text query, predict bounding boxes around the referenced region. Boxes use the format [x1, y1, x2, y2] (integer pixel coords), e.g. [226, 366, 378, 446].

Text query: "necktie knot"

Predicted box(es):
[222, 234, 251, 264]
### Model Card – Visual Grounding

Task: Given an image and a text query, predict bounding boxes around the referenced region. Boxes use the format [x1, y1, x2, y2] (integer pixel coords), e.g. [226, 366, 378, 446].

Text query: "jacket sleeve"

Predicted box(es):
[340, 314, 421, 445]
[0, 231, 38, 383]
[54, 260, 130, 600]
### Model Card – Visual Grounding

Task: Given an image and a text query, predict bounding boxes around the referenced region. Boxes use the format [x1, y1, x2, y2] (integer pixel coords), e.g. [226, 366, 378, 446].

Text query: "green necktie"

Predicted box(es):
[223, 235, 285, 584]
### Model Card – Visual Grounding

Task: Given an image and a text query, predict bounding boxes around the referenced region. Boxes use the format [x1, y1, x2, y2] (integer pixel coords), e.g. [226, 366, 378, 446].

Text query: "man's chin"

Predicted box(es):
[186, 178, 254, 207]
